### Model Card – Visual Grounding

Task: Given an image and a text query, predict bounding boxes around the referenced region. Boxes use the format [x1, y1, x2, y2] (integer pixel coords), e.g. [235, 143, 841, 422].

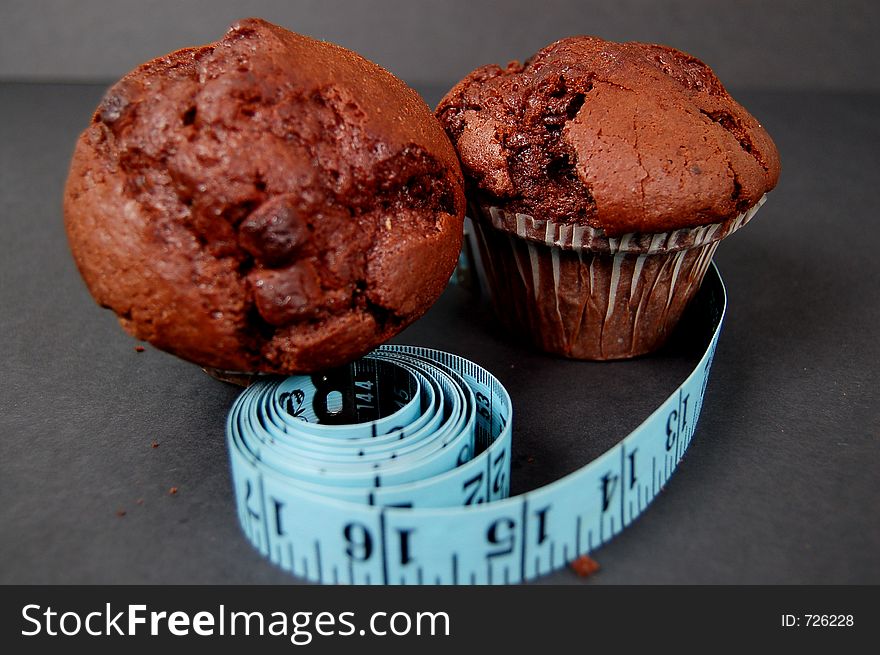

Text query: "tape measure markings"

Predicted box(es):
[226, 264, 726, 584]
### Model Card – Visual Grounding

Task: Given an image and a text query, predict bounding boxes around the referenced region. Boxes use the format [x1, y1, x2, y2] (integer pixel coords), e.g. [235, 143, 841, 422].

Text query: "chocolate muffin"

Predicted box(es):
[64, 18, 464, 374]
[437, 37, 780, 360]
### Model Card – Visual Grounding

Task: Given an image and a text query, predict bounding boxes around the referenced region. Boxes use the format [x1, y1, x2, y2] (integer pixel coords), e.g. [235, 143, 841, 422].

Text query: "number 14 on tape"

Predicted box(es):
[228, 265, 724, 584]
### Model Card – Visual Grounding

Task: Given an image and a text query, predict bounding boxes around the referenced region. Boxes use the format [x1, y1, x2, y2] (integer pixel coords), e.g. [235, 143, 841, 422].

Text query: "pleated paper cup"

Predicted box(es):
[202, 367, 261, 386]
[469, 195, 766, 360]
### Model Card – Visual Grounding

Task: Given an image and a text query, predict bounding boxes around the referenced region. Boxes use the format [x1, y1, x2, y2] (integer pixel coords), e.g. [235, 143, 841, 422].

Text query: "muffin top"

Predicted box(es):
[64, 18, 464, 373]
[436, 36, 780, 236]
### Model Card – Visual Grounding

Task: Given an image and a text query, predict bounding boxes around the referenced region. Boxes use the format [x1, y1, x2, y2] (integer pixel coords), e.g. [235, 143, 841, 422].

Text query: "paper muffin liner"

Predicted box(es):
[469, 195, 766, 360]
[203, 367, 261, 386]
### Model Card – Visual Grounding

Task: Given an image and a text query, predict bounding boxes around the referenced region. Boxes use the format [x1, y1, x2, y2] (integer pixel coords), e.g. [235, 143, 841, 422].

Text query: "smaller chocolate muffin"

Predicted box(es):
[64, 18, 464, 373]
[437, 36, 780, 360]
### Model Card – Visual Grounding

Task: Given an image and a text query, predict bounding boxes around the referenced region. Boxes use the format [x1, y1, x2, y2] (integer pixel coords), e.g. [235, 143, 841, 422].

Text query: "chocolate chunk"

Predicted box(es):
[436, 36, 780, 235]
[250, 260, 324, 325]
[238, 195, 310, 266]
[63, 19, 464, 373]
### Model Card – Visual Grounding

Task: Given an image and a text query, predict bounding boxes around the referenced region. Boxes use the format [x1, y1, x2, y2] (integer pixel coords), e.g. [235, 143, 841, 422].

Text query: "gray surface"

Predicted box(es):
[0, 82, 878, 584]
[3, 0, 880, 90]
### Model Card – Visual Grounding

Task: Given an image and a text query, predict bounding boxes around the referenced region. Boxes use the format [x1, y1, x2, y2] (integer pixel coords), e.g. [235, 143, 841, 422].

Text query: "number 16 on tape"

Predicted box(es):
[227, 264, 725, 584]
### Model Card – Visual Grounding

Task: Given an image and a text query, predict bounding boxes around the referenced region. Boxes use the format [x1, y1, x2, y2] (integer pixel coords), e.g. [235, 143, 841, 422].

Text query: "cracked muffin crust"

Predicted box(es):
[64, 18, 465, 373]
[436, 37, 780, 360]
[436, 36, 779, 236]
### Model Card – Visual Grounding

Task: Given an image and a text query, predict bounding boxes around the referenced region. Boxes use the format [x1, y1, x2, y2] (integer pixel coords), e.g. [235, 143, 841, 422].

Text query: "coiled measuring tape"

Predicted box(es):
[226, 263, 726, 585]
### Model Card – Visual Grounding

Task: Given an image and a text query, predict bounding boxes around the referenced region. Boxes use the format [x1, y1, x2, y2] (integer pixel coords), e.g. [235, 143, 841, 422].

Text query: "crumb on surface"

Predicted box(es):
[151, 440, 159, 448]
[570, 554, 600, 578]
[169, 486, 179, 495]
[135, 345, 145, 352]
[115, 508, 127, 517]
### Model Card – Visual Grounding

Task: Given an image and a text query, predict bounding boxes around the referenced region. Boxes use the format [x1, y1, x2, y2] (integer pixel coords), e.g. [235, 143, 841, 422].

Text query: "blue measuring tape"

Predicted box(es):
[226, 263, 726, 584]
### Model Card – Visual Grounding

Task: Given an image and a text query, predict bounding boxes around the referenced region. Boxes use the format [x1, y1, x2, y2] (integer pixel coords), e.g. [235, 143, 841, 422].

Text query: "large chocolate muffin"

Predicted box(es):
[437, 37, 780, 359]
[64, 18, 464, 373]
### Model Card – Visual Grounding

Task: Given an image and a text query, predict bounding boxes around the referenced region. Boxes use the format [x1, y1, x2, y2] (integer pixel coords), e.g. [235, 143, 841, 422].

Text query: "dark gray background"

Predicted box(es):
[2, 0, 879, 89]
[1, 1, 878, 584]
